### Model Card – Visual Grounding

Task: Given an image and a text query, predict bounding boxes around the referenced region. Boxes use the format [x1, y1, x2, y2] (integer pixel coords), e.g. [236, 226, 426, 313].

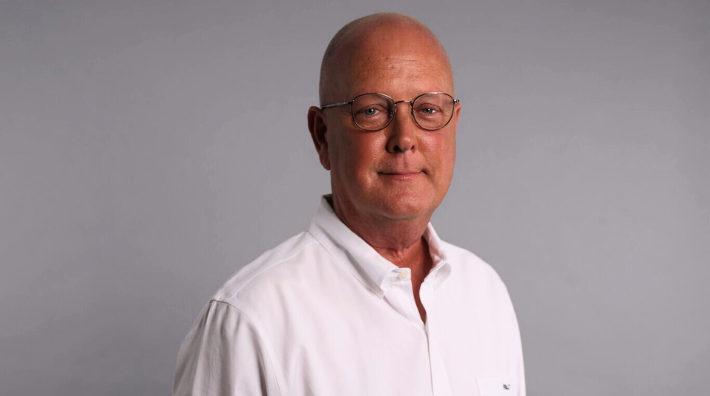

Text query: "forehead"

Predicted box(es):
[334, 24, 453, 99]
[348, 55, 452, 96]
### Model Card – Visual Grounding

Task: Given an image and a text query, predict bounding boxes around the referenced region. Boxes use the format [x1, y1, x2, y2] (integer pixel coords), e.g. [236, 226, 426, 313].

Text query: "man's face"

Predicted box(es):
[315, 27, 459, 226]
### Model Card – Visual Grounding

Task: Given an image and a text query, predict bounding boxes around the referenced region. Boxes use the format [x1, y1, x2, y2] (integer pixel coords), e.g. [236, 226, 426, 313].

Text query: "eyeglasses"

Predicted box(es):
[320, 92, 460, 131]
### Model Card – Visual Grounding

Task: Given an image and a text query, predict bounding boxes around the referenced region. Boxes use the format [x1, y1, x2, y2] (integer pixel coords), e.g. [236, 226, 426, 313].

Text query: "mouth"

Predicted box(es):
[380, 171, 422, 175]
[378, 170, 425, 179]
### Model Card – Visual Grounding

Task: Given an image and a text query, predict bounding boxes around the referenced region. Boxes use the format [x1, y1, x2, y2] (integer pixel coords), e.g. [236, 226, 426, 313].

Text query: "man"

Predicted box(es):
[174, 12, 525, 396]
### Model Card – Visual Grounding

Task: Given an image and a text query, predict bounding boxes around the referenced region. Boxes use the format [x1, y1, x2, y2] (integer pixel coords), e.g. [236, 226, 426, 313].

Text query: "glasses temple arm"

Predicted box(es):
[320, 101, 352, 110]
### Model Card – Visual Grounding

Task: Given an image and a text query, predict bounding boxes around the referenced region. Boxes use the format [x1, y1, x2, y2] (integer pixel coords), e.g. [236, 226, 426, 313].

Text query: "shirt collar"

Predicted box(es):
[307, 196, 450, 298]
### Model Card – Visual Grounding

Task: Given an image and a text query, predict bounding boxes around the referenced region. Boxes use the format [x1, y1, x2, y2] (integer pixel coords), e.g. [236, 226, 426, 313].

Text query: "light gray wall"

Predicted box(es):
[1, 1, 708, 395]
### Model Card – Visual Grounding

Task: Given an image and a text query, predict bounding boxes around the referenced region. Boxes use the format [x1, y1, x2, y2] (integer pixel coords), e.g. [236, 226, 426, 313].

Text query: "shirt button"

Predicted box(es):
[398, 271, 409, 280]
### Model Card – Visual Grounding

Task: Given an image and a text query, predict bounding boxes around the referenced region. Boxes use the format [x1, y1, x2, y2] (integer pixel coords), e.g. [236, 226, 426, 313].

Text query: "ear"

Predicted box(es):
[454, 101, 461, 126]
[307, 106, 331, 170]
[450, 101, 462, 134]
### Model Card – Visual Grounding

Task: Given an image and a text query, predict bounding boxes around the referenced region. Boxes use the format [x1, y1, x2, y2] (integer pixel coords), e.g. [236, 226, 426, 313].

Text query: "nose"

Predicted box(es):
[386, 101, 417, 154]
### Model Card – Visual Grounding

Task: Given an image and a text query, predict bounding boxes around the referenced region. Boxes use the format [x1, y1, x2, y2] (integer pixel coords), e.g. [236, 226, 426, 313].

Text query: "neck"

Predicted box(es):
[327, 195, 432, 268]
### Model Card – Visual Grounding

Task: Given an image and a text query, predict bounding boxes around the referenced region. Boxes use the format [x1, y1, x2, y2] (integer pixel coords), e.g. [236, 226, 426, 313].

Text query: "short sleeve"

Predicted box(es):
[173, 300, 282, 396]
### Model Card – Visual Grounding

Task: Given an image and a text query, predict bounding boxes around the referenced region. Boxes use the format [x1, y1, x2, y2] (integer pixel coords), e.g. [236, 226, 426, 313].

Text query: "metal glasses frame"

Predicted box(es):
[320, 91, 460, 131]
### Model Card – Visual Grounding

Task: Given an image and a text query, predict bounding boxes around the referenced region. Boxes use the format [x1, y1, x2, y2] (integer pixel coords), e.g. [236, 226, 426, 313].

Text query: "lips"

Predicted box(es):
[377, 169, 426, 181]
[379, 171, 423, 175]
[377, 161, 428, 177]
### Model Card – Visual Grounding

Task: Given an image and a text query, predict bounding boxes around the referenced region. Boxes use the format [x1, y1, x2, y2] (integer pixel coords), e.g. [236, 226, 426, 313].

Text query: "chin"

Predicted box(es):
[376, 196, 436, 222]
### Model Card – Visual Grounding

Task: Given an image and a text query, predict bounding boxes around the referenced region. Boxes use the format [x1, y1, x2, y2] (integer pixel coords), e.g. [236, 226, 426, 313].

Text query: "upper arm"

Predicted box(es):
[173, 300, 282, 396]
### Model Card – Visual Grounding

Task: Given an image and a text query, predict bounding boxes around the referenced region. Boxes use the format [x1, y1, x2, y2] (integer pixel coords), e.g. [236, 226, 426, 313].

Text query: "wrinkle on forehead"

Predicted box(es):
[319, 13, 453, 104]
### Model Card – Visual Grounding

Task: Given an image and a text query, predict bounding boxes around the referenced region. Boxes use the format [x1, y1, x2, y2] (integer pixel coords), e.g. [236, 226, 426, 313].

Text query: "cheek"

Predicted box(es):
[344, 134, 384, 172]
[423, 132, 456, 171]
[447, 133, 457, 169]
[329, 131, 384, 180]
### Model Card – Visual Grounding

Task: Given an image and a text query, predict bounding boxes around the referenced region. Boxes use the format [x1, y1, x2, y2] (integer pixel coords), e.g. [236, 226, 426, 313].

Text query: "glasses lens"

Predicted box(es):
[412, 93, 455, 130]
[352, 94, 393, 131]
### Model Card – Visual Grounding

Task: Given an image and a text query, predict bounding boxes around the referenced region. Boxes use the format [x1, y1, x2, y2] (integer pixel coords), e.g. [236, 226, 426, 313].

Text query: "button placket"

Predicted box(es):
[422, 284, 453, 396]
[382, 269, 423, 327]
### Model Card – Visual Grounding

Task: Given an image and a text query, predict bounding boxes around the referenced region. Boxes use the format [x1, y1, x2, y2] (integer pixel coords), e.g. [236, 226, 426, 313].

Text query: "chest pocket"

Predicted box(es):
[477, 377, 518, 396]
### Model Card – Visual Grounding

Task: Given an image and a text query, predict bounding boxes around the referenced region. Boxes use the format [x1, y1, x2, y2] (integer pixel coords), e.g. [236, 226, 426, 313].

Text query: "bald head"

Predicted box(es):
[318, 13, 453, 104]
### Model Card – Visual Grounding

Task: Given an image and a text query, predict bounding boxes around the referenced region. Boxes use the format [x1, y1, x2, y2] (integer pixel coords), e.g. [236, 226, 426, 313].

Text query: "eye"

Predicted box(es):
[356, 104, 388, 117]
[415, 104, 442, 117]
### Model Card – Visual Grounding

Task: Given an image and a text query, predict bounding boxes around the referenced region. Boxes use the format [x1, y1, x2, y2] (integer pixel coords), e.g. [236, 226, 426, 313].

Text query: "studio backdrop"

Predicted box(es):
[1, 1, 708, 395]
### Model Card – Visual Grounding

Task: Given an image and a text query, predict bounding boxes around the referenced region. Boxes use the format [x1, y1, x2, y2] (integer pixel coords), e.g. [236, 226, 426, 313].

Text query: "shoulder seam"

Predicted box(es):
[224, 236, 320, 299]
[209, 300, 285, 396]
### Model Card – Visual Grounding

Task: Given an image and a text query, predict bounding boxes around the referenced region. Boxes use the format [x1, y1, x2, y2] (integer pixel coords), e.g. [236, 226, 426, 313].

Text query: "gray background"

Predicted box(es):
[1, 0, 708, 395]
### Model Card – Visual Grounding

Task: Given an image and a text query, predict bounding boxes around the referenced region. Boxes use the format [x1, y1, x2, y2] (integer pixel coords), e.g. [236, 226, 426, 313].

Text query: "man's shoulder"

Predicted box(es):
[211, 231, 323, 304]
[439, 239, 508, 289]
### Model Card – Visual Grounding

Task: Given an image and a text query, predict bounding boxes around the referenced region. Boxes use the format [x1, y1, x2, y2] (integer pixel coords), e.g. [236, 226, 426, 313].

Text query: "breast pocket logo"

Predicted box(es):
[503, 384, 511, 390]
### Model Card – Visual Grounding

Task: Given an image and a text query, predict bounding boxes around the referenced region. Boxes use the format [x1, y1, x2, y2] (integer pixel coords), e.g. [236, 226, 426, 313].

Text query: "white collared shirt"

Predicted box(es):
[174, 197, 525, 396]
